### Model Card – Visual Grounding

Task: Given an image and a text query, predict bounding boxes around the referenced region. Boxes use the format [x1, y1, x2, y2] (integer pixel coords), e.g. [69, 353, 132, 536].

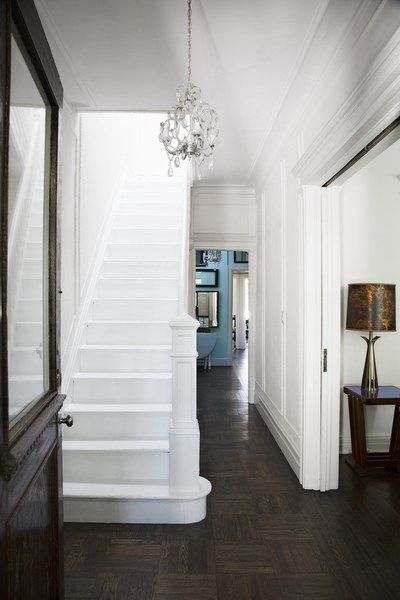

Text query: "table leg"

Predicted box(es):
[348, 394, 367, 468]
[389, 404, 400, 461]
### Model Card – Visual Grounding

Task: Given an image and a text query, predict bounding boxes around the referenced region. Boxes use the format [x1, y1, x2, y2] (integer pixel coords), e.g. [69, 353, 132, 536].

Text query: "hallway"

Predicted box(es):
[65, 351, 400, 599]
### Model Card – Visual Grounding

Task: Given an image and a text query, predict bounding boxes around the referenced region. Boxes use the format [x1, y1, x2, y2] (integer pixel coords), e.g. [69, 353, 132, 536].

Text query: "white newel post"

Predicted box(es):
[169, 313, 201, 494]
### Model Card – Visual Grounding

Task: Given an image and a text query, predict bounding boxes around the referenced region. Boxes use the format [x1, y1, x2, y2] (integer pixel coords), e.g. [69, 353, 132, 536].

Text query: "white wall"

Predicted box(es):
[191, 185, 256, 247]
[252, 0, 400, 482]
[340, 138, 400, 452]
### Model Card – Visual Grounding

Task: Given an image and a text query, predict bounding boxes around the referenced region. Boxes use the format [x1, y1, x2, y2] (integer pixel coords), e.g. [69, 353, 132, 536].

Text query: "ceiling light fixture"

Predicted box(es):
[159, 0, 219, 179]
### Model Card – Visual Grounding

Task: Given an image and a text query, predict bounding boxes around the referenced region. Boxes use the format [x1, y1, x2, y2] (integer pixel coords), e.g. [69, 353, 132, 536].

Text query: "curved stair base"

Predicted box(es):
[63, 477, 211, 524]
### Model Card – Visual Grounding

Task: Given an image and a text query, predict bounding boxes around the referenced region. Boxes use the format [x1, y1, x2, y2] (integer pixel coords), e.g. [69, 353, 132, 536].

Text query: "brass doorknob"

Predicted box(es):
[58, 414, 73, 427]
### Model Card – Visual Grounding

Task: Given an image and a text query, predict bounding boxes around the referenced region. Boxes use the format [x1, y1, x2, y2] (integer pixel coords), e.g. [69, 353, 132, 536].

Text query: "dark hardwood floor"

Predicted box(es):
[65, 350, 400, 599]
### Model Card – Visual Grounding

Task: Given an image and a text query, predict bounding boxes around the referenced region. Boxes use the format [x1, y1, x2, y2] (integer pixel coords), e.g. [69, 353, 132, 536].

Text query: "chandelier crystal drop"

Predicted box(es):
[159, 0, 219, 179]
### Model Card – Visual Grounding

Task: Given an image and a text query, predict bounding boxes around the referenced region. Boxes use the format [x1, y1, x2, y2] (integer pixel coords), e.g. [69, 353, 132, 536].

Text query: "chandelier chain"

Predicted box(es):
[187, 0, 192, 84]
[159, 0, 219, 178]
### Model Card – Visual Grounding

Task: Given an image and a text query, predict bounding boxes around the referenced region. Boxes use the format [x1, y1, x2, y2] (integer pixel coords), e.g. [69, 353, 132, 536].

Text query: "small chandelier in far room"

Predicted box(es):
[203, 250, 222, 266]
[159, 0, 219, 179]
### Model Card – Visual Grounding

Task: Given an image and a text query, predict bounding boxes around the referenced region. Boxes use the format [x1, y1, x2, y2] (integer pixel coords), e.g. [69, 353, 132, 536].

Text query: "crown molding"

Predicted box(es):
[293, 25, 400, 185]
[249, 0, 389, 188]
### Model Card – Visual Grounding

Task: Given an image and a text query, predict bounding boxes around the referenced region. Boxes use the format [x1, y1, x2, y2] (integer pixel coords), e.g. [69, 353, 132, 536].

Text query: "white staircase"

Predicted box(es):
[9, 183, 45, 418]
[63, 182, 211, 523]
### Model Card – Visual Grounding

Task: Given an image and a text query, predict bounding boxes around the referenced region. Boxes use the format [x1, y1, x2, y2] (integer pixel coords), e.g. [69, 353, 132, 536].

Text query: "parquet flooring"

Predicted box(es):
[65, 350, 400, 599]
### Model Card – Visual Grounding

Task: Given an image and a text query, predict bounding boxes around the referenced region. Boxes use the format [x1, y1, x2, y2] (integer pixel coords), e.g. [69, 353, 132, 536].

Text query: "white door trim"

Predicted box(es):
[293, 24, 400, 491]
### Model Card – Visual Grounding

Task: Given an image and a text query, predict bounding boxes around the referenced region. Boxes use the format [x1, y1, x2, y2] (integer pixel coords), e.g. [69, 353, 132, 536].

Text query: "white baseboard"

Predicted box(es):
[254, 388, 300, 478]
[340, 434, 391, 454]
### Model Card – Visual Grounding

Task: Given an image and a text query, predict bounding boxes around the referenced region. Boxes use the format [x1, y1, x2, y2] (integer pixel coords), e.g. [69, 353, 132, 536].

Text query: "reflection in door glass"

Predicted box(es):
[8, 34, 49, 425]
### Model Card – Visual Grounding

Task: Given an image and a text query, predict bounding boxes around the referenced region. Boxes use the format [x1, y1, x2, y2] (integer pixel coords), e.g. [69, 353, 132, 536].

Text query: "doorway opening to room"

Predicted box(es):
[319, 124, 400, 490]
[194, 249, 251, 400]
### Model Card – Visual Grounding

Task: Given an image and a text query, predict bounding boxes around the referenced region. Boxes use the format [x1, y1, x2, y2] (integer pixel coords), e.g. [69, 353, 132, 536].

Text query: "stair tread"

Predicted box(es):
[93, 297, 178, 302]
[80, 344, 172, 350]
[63, 439, 169, 452]
[87, 320, 170, 324]
[9, 374, 43, 381]
[12, 346, 40, 351]
[103, 259, 180, 263]
[107, 242, 180, 246]
[73, 372, 172, 379]
[63, 478, 211, 501]
[111, 227, 180, 231]
[64, 481, 170, 498]
[68, 403, 172, 413]
[98, 277, 178, 281]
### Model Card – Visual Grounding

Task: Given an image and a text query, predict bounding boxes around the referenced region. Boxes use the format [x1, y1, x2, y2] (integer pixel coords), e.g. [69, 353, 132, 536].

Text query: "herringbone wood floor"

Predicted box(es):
[65, 350, 400, 599]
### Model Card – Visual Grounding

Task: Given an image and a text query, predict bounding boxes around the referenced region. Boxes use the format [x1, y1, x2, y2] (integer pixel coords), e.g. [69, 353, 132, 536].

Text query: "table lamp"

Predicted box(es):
[346, 283, 396, 392]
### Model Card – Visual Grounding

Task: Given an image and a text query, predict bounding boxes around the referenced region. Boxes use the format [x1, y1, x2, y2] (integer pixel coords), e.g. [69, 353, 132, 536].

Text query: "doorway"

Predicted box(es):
[194, 249, 253, 402]
[322, 130, 400, 483]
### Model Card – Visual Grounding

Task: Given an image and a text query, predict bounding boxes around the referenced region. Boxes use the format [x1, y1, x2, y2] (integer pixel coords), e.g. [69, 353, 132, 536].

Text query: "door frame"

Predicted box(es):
[293, 30, 400, 489]
[190, 242, 256, 404]
[229, 267, 249, 359]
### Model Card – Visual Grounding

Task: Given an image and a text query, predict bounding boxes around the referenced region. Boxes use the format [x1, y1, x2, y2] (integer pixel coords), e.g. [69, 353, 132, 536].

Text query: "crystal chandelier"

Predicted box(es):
[159, 0, 219, 179]
[202, 250, 222, 266]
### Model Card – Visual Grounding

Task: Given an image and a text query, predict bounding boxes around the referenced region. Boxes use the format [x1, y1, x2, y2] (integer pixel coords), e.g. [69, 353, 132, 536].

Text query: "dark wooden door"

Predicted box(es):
[0, 1, 66, 598]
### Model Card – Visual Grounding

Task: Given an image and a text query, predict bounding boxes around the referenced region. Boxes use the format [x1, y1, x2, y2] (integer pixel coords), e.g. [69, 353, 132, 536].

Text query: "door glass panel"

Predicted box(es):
[8, 34, 49, 426]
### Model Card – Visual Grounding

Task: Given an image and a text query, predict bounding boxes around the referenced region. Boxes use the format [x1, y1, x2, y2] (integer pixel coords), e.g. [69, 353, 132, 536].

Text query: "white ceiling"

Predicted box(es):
[35, 0, 322, 185]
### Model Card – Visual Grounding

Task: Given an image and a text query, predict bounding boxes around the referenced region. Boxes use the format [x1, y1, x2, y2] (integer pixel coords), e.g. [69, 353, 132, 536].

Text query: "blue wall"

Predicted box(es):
[196, 251, 248, 365]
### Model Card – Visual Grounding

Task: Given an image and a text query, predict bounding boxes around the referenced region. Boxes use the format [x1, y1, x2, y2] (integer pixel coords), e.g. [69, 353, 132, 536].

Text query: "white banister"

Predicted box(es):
[169, 313, 201, 493]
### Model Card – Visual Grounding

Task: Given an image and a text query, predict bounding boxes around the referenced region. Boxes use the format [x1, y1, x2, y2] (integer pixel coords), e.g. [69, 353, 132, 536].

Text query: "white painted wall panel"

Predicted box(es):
[191, 186, 256, 245]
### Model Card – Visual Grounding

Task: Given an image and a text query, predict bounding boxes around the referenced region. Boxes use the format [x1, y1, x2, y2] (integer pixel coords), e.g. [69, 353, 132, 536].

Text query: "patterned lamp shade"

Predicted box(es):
[346, 283, 396, 332]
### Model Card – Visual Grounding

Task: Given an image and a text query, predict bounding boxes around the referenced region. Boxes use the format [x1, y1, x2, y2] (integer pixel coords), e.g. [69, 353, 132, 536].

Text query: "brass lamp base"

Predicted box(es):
[361, 331, 380, 392]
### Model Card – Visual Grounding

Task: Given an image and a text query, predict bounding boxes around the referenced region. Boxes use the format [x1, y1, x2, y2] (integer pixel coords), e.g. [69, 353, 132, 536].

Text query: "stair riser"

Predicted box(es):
[31, 200, 44, 213]
[116, 203, 182, 217]
[9, 379, 43, 403]
[20, 278, 42, 299]
[73, 377, 172, 404]
[23, 260, 42, 277]
[30, 213, 43, 227]
[17, 300, 42, 321]
[92, 299, 178, 321]
[64, 412, 171, 440]
[86, 322, 171, 345]
[110, 229, 181, 244]
[113, 215, 180, 229]
[15, 323, 42, 346]
[28, 227, 43, 243]
[80, 348, 171, 373]
[102, 260, 180, 279]
[26, 242, 43, 260]
[11, 350, 43, 376]
[63, 451, 169, 483]
[97, 279, 177, 299]
[105, 244, 181, 261]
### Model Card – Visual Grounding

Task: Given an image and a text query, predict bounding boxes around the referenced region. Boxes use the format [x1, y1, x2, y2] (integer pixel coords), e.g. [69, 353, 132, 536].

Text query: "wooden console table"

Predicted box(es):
[343, 385, 400, 474]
